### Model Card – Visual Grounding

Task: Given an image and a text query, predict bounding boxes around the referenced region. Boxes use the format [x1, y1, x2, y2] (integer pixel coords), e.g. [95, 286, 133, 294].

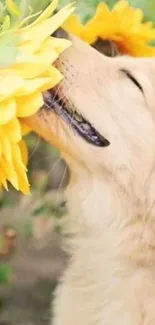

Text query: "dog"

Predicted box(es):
[25, 32, 155, 325]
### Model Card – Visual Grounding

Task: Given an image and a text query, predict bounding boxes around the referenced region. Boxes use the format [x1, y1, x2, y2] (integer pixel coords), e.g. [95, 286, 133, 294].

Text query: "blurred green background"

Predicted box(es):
[58, 0, 155, 23]
[0, 1, 155, 324]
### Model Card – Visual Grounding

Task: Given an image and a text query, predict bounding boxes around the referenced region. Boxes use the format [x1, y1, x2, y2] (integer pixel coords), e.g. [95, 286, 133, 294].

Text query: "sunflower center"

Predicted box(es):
[93, 38, 120, 57]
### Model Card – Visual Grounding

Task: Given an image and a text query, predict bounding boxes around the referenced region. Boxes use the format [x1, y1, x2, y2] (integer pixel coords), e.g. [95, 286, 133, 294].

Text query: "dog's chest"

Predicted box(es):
[55, 179, 155, 325]
[54, 240, 155, 325]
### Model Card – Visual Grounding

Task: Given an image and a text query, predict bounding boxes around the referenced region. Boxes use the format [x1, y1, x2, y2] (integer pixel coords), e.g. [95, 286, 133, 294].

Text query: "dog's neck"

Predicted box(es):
[54, 158, 155, 325]
[64, 159, 155, 268]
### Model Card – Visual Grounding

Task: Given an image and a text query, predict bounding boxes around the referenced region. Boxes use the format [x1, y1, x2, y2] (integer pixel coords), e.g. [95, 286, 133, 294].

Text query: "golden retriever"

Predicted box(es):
[25, 32, 155, 325]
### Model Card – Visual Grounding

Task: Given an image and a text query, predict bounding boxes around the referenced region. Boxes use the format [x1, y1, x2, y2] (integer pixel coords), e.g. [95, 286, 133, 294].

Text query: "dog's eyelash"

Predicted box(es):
[121, 69, 143, 93]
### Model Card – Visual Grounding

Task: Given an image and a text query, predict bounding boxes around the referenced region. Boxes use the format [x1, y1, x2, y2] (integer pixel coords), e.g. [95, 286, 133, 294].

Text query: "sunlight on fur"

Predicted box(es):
[25, 35, 155, 325]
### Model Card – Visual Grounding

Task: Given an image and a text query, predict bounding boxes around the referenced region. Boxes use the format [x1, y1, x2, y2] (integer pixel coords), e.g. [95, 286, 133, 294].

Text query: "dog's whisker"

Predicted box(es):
[28, 135, 41, 161]
[55, 164, 68, 206]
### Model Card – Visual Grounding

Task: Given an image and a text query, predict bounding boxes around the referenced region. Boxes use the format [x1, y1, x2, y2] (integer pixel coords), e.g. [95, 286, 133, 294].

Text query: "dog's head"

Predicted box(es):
[25, 32, 155, 195]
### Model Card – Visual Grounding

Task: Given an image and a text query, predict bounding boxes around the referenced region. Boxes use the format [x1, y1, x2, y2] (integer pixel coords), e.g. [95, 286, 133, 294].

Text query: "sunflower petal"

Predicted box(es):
[19, 140, 28, 166]
[0, 76, 23, 101]
[12, 144, 30, 195]
[3, 118, 22, 143]
[1, 138, 12, 162]
[0, 52, 57, 78]
[0, 1, 73, 194]
[21, 4, 75, 44]
[20, 0, 59, 30]
[16, 92, 43, 118]
[1, 158, 19, 190]
[39, 66, 63, 91]
[0, 99, 16, 125]
[64, 0, 155, 57]
[20, 122, 31, 136]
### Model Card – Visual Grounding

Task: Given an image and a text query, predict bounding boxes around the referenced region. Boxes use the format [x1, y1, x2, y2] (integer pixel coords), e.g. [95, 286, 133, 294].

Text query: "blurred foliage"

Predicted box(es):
[0, 133, 68, 289]
[0, 0, 51, 19]
[0, 263, 13, 285]
[59, 0, 155, 24]
[3, 0, 155, 23]
[128, 0, 155, 24]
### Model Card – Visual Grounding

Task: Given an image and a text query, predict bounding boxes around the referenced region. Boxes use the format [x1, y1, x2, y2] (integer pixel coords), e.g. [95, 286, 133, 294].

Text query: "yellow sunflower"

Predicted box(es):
[64, 0, 155, 57]
[0, 0, 74, 194]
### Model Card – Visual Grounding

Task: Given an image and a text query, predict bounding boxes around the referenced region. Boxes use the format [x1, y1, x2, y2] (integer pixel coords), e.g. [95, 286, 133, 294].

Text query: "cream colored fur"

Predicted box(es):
[26, 36, 155, 325]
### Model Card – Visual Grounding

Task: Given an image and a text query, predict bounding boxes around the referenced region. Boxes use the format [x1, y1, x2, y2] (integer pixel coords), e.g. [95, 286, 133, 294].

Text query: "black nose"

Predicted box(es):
[52, 27, 70, 40]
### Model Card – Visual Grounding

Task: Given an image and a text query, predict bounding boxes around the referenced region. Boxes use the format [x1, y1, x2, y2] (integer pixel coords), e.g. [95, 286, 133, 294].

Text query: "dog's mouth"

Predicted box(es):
[43, 89, 110, 148]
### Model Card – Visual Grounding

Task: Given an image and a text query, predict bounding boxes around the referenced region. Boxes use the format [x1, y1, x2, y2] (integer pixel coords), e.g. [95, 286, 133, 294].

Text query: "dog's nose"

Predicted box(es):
[23, 31, 108, 144]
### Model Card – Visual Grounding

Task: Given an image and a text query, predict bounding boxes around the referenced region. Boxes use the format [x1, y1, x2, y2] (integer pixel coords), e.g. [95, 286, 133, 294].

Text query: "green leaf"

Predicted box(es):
[0, 263, 13, 285]
[0, 32, 20, 67]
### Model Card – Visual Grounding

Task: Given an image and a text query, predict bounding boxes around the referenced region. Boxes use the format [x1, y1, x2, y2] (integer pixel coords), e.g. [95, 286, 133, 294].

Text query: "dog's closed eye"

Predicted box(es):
[121, 69, 143, 93]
